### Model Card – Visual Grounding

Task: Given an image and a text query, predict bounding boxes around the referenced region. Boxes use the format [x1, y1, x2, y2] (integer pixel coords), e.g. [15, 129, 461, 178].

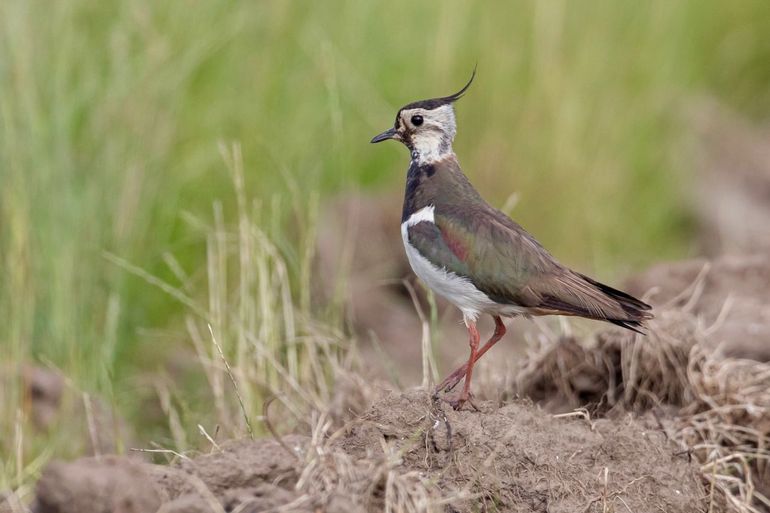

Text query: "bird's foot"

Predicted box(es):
[435, 391, 479, 411]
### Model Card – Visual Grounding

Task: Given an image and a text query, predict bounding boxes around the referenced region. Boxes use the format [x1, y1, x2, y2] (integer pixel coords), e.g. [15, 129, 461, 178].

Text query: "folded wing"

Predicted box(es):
[405, 205, 652, 332]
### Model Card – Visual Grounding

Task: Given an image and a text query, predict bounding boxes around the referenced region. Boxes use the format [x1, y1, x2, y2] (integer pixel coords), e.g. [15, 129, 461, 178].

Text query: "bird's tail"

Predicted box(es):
[578, 274, 653, 333]
[538, 272, 653, 334]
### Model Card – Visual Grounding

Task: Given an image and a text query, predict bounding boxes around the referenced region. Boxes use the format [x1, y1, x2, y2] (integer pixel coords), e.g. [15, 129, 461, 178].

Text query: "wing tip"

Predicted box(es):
[578, 273, 652, 312]
[608, 318, 650, 335]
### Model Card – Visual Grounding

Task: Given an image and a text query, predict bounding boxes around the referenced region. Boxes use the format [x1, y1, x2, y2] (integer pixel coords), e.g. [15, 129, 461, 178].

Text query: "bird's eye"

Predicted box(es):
[411, 115, 424, 126]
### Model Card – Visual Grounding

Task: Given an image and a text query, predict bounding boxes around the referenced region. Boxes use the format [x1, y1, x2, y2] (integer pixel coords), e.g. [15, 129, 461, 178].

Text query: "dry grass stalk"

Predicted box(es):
[141, 144, 355, 443]
[672, 346, 770, 512]
[402, 280, 439, 391]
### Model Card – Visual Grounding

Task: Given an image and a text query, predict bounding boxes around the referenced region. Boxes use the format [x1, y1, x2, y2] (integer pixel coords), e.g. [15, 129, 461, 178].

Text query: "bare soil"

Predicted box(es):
[335, 390, 705, 512]
[30, 390, 706, 513]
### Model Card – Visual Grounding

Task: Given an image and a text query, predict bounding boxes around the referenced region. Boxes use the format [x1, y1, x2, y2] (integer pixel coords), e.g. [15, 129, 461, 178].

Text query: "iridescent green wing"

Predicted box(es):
[405, 206, 558, 307]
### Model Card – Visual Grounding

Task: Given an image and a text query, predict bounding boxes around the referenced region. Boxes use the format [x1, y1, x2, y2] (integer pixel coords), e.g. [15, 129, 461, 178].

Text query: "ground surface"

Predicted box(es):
[26, 250, 770, 512]
[15, 254, 770, 513]
[29, 390, 705, 513]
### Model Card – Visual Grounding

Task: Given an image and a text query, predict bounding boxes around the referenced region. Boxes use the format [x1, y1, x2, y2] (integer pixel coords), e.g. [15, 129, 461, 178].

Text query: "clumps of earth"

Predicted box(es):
[21, 254, 770, 513]
[30, 390, 704, 513]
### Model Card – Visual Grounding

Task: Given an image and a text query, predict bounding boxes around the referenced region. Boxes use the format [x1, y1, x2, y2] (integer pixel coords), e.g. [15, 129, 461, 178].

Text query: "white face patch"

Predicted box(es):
[400, 105, 457, 164]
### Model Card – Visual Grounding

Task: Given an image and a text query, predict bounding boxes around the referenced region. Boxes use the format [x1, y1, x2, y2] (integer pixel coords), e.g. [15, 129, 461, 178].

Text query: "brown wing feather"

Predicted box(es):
[477, 208, 653, 332]
[528, 271, 653, 332]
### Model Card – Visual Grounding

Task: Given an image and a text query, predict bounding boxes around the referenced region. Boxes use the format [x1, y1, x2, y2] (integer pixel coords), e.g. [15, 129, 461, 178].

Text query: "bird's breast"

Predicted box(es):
[400, 206, 500, 322]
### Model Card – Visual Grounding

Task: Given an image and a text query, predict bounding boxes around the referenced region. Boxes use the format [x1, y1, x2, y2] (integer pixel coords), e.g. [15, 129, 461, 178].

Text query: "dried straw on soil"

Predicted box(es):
[517, 266, 770, 512]
[17, 259, 770, 513]
[27, 390, 704, 513]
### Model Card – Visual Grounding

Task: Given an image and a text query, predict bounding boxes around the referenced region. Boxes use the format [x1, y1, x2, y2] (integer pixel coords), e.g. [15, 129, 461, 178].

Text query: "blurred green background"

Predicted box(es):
[2, 0, 770, 480]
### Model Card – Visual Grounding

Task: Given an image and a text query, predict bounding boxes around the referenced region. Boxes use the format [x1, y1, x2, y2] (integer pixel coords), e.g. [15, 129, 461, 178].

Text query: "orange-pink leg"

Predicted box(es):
[434, 316, 507, 402]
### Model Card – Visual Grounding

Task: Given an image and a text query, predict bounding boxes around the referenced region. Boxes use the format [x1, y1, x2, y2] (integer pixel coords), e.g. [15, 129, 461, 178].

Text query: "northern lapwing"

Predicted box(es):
[371, 71, 653, 409]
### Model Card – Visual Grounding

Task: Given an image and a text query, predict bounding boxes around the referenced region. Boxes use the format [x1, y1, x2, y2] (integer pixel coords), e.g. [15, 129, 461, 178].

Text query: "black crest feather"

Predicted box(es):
[401, 66, 477, 111]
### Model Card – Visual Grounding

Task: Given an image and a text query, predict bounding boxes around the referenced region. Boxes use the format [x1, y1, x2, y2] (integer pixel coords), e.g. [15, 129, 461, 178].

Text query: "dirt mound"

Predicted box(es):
[336, 390, 704, 512]
[32, 436, 313, 513]
[33, 456, 163, 513]
[31, 254, 770, 512]
[29, 390, 706, 513]
[690, 100, 770, 256]
[517, 257, 770, 510]
[517, 308, 699, 414]
[626, 255, 770, 361]
[1, 363, 130, 459]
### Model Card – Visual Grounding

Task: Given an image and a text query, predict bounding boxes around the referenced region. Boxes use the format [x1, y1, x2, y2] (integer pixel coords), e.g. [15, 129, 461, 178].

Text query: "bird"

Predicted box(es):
[370, 70, 653, 410]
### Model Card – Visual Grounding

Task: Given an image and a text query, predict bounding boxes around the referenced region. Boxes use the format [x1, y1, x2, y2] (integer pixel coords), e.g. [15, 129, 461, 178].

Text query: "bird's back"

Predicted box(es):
[401, 154, 652, 330]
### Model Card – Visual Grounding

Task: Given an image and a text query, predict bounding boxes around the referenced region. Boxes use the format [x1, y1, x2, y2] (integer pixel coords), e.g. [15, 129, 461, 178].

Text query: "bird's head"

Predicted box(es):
[371, 69, 476, 164]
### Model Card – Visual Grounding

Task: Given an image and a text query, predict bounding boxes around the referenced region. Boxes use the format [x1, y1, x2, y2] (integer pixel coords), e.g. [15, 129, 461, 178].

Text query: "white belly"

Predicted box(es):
[400, 206, 525, 323]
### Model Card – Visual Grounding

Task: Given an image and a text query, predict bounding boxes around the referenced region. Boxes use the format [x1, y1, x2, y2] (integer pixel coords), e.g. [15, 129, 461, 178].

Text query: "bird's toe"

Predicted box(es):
[440, 391, 478, 411]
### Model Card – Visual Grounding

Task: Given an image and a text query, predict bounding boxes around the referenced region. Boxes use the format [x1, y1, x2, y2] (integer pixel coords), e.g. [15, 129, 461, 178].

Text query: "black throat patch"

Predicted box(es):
[401, 160, 436, 222]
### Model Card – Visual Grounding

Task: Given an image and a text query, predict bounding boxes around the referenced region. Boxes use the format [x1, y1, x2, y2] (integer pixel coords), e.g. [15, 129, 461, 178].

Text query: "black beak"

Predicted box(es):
[370, 127, 399, 144]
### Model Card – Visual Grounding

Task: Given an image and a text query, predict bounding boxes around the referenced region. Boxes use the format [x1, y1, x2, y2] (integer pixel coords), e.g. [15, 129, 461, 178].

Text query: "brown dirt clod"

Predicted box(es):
[33, 456, 162, 513]
[335, 389, 705, 513]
